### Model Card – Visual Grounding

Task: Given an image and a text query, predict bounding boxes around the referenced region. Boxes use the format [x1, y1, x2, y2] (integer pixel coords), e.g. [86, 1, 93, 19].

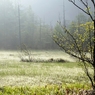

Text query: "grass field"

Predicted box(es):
[0, 50, 93, 94]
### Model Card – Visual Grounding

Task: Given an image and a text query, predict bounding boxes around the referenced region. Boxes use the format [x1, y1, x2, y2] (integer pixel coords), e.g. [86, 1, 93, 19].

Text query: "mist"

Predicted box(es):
[0, 0, 94, 92]
[0, 0, 93, 50]
[13, 0, 82, 25]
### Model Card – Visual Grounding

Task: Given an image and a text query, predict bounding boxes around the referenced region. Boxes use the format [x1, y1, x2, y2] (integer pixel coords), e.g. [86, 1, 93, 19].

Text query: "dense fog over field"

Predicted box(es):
[0, 0, 93, 50]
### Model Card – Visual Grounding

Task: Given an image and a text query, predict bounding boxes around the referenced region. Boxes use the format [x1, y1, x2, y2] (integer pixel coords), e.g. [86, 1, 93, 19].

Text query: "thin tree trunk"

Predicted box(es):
[94, 68, 95, 90]
[93, 20, 95, 90]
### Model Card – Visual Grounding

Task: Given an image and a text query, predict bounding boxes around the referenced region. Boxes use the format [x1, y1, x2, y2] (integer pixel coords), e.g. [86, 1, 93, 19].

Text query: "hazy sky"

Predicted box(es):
[14, 0, 83, 25]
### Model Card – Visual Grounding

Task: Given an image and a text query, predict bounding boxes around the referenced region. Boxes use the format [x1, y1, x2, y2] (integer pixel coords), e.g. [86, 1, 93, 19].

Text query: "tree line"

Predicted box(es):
[0, 0, 92, 51]
[0, 0, 58, 50]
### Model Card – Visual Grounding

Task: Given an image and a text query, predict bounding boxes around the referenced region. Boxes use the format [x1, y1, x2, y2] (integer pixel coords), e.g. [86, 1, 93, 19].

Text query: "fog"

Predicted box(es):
[0, 0, 93, 50]
[14, 0, 81, 25]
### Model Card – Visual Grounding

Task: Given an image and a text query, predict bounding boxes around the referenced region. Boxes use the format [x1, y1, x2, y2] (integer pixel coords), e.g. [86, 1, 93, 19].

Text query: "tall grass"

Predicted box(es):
[0, 60, 91, 87]
[0, 51, 93, 94]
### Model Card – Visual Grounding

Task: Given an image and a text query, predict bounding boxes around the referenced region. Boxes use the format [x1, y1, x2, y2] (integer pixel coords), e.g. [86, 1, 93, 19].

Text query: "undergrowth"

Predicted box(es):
[0, 84, 91, 95]
[0, 59, 93, 94]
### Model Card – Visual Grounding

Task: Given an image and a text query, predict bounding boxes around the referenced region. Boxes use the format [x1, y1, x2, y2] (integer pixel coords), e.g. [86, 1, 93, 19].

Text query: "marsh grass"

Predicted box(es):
[0, 60, 91, 87]
[0, 51, 93, 94]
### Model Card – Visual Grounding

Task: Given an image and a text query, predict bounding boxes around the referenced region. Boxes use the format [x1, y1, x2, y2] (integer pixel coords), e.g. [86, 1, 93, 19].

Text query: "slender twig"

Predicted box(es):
[69, 0, 94, 21]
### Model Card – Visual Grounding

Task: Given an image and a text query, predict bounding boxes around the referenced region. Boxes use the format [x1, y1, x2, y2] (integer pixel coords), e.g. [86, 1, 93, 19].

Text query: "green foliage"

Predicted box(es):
[53, 14, 94, 63]
[53, 10, 94, 88]
[0, 84, 91, 95]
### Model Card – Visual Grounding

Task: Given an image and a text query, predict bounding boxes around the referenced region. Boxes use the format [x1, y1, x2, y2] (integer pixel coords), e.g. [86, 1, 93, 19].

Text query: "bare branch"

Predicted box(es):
[69, 0, 94, 21]
[91, 0, 95, 6]
[53, 21, 93, 65]
[62, 45, 93, 64]
[69, 0, 88, 13]
[81, 0, 88, 7]
[59, 23, 87, 60]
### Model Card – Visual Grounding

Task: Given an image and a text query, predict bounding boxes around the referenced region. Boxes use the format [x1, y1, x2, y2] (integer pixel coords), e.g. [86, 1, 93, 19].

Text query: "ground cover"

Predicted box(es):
[0, 51, 93, 94]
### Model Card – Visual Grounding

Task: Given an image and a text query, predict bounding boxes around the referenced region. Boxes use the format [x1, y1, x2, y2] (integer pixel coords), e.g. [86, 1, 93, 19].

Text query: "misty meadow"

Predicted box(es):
[0, 0, 95, 95]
